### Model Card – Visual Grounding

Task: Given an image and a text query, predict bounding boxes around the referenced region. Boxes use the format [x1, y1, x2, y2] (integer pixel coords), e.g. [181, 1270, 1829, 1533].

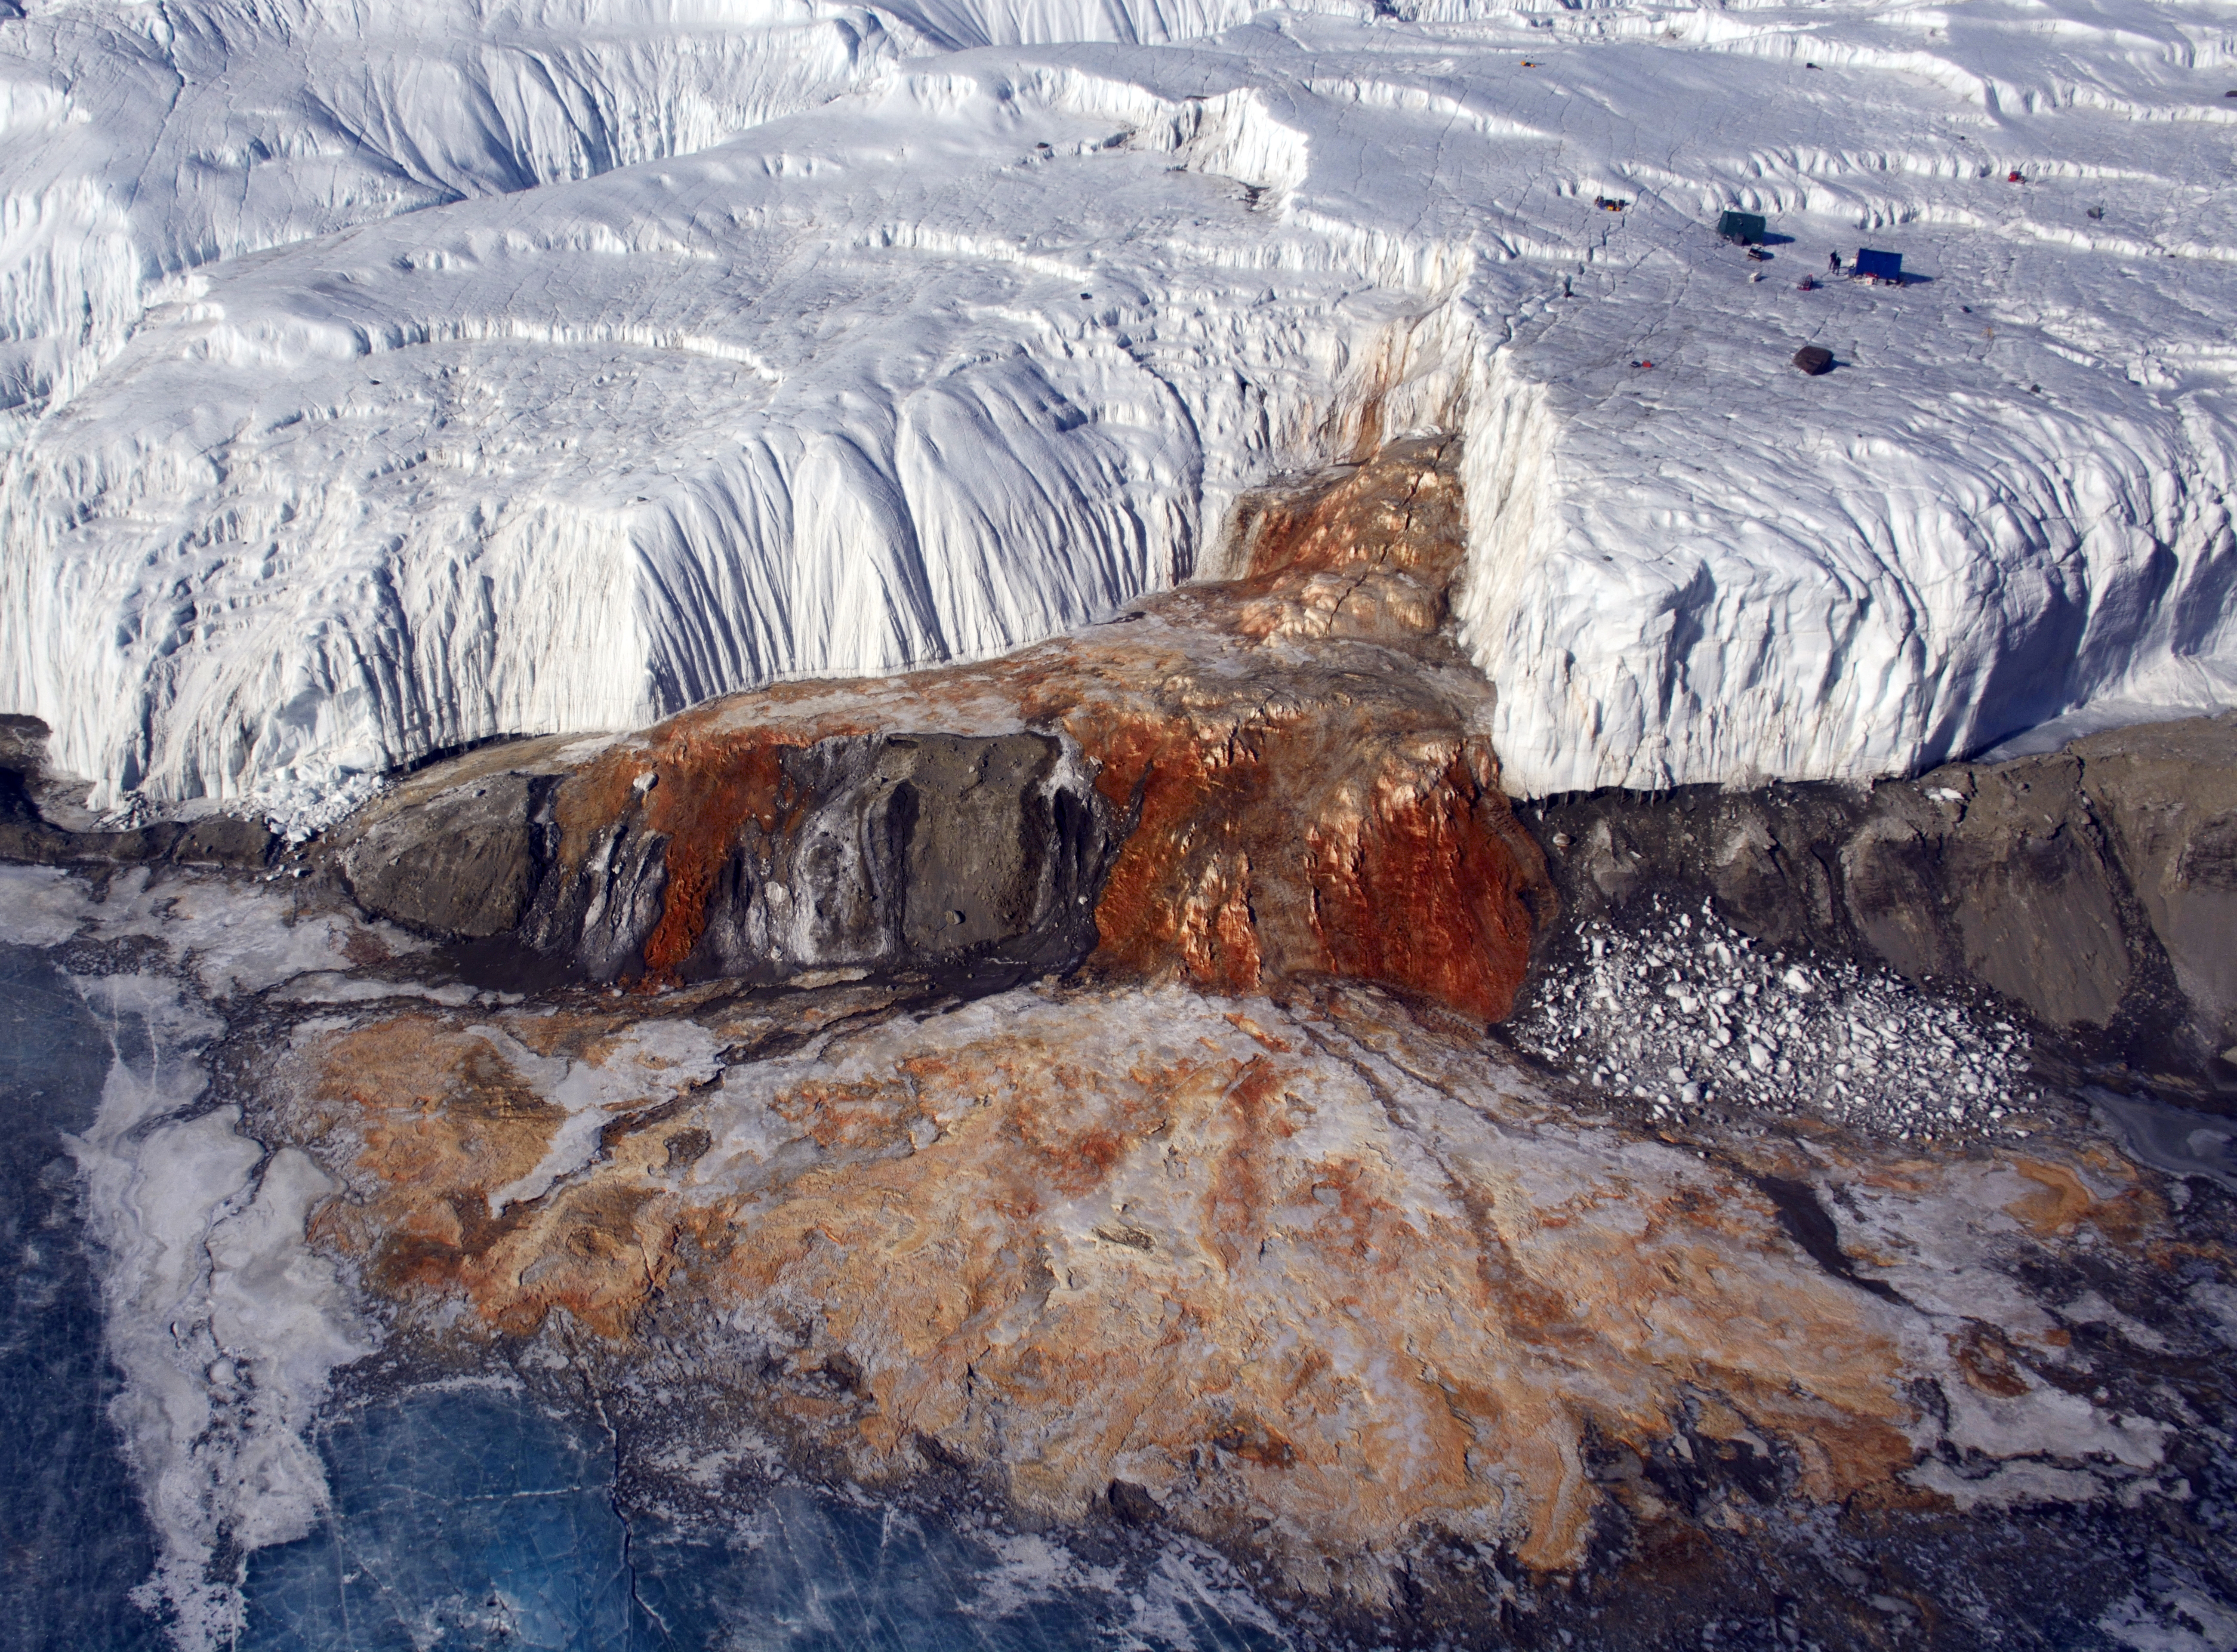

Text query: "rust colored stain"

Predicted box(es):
[256, 983, 2175, 1600]
[1069, 708, 1270, 996]
[1213, 1417, 1299, 1468]
[1306, 748, 1544, 1021]
[513, 434, 1553, 1014]
[1049, 439, 1550, 1017]
[1065, 713, 1546, 1020]
[2006, 1158, 2160, 1244]
[1243, 440, 1465, 589]
[1203, 1056, 1288, 1269]
[293, 1010, 729, 1338]
[1950, 1325, 2032, 1397]
[552, 745, 652, 871]
[634, 734, 795, 975]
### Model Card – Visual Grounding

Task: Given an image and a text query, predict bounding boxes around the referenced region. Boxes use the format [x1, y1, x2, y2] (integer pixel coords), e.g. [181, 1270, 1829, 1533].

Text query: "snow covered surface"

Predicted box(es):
[2, 0, 2233, 814]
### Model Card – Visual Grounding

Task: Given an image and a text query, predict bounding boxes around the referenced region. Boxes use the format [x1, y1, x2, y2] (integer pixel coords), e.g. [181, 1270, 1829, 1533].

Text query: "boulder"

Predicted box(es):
[336, 773, 548, 939]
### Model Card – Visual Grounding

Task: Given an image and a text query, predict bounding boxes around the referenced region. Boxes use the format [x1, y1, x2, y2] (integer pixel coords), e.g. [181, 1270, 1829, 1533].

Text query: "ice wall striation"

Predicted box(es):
[1457, 308, 2237, 794]
[2, 0, 2233, 816]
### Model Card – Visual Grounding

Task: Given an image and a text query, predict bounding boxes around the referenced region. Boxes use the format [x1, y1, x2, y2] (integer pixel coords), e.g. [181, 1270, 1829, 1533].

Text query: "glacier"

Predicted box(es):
[1, 0, 2233, 817]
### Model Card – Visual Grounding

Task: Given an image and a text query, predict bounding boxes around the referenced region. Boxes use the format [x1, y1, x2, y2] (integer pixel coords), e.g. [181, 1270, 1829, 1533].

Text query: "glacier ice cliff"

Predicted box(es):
[1, 0, 2233, 816]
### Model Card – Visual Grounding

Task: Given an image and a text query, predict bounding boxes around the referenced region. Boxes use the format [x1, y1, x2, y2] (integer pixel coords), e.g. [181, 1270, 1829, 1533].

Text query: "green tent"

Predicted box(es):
[1717, 210, 1767, 244]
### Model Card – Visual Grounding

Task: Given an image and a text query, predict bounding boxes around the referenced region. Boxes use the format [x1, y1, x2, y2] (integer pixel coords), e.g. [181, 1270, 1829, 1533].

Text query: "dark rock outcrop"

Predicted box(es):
[329, 730, 1116, 991]
[1520, 712, 2237, 1097]
[528, 730, 1114, 987]
[0, 810, 280, 872]
[337, 772, 553, 939]
[0, 716, 279, 869]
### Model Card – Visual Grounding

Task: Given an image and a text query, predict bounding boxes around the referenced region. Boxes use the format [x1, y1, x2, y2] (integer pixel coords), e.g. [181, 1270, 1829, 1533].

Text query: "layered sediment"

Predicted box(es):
[258, 968, 2220, 1624]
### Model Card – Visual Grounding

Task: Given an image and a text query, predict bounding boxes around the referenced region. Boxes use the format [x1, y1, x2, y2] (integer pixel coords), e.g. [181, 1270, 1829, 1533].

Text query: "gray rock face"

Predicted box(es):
[1522, 712, 2237, 1098]
[1847, 757, 2135, 1027]
[567, 820, 671, 982]
[336, 774, 549, 938]
[0, 813, 280, 871]
[336, 731, 1115, 992]
[662, 733, 1107, 982]
[2068, 718, 2237, 1059]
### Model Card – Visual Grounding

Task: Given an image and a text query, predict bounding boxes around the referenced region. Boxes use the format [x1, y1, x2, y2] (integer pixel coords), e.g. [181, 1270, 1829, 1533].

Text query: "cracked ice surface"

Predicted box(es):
[2, 0, 2233, 821]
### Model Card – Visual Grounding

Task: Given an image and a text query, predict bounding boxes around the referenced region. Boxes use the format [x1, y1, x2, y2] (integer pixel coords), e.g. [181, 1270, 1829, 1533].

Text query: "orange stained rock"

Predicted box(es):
[523, 436, 1554, 1020]
[1240, 437, 1466, 588]
[1304, 748, 1544, 1019]
[263, 437, 2190, 1609]
[274, 983, 1988, 1591]
[2006, 1157, 2160, 1244]
[296, 1008, 723, 1338]
[631, 735, 797, 975]
[1949, 1324, 2034, 1398]
[1069, 705, 1269, 995]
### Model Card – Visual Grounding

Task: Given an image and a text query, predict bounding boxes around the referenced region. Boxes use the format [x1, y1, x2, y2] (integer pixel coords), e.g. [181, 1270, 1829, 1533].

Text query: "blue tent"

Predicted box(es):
[1853, 247, 1903, 281]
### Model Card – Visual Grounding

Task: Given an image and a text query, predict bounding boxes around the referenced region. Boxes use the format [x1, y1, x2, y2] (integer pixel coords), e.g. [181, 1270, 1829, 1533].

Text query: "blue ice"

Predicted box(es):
[0, 944, 164, 1652]
[244, 1383, 1288, 1652]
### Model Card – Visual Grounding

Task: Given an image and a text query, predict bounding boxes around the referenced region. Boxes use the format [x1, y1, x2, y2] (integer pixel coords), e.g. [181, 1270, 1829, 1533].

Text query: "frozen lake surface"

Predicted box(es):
[0, 945, 163, 1652]
[242, 1384, 1285, 1651]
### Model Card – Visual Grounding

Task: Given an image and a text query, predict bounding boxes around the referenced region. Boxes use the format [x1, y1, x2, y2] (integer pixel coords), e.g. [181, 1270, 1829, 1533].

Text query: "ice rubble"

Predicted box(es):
[1509, 897, 2039, 1142]
[1, 0, 2232, 818]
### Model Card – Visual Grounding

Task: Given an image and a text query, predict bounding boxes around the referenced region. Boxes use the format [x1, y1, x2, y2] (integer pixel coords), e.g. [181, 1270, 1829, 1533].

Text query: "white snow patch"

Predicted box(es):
[1907, 1457, 2118, 1513]
[2101, 1588, 2237, 1652]
[955, 1516, 1284, 1649]
[0, 861, 89, 944]
[1935, 1380, 2168, 1476]
[959, 1530, 1126, 1622]
[2187, 1282, 2237, 1351]
[1116, 1545, 1289, 1649]
[265, 971, 483, 1007]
